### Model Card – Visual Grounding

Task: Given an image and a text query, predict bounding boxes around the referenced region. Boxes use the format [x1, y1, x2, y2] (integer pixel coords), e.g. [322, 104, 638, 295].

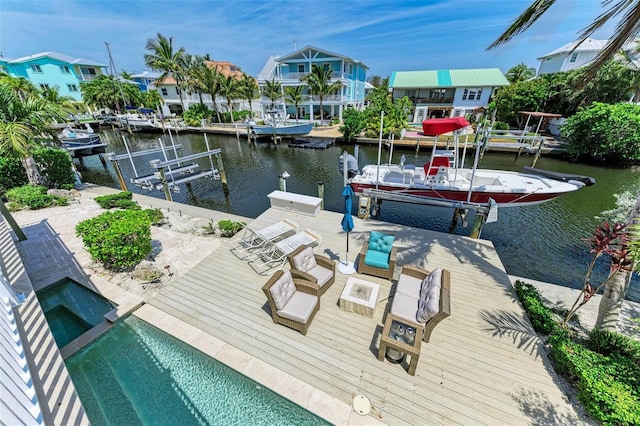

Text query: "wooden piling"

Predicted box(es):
[469, 211, 487, 239]
[447, 208, 465, 234]
[317, 181, 325, 210]
[215, 154, 229, 195]
[531, 137, 544, 167]
[110, 159, 128, 191]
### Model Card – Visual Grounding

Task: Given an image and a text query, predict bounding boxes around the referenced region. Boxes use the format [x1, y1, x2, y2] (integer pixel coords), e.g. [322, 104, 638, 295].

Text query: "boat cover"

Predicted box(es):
[422, 117, 470, 136]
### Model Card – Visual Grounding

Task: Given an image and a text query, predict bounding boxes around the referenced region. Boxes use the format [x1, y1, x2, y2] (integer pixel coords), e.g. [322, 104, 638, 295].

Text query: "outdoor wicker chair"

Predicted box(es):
[287, 245, 335, 296]
[357, 230, 397, 280]
[262, 269, 320, 335]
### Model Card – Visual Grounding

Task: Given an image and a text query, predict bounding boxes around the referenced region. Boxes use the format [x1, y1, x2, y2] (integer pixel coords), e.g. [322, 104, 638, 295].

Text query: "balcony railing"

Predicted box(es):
[411, 96, 454, 104]
[79, 74, 98, 81]
[278, 71, 342, 80]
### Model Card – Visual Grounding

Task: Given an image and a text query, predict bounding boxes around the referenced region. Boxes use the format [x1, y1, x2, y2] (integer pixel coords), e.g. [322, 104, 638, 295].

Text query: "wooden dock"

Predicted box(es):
[149, 207, 580, 425]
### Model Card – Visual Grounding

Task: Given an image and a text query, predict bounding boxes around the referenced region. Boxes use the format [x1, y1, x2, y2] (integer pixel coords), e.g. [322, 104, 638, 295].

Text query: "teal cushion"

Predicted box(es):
[368, 231, 395, 254]
[364, 249, 390, 269]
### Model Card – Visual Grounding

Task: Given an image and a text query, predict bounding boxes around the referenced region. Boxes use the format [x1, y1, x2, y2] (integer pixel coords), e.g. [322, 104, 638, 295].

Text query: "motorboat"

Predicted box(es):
[247, 104, 313, 137]
[118, 108, 158, 131]
[346, 117, 594, 208]
[59, 124, 107, 157]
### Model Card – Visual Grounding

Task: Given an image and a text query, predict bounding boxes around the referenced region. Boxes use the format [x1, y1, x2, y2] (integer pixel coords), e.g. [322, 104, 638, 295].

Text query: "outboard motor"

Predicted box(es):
[338, 153, 359, 178]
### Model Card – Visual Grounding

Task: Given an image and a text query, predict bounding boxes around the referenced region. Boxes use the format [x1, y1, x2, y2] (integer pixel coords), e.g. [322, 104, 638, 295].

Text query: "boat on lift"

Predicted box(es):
[59, 124, 107, 157]
[346, 117, 594, 207]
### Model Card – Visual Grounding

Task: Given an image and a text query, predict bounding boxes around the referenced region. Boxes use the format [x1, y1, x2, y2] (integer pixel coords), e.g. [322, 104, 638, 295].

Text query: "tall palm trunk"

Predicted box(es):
[22, 156, 42, 185]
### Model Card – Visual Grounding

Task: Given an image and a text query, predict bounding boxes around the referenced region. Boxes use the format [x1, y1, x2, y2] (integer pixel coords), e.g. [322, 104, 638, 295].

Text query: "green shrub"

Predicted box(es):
[587, 328, 640, 365]
[145, 208, 164, 225]
[0, 156, 28, 192]
[493, 121, 510, 130]
[550, 334, 640, 425]
[5, 185, 67, 210]
[32, 148, 75, 189]
[182, 104, 213, 126]
[216, 219, 245, 237]
[95, 191, 135, 209]
[75, 209, 152, 270]
[514, 281, 562, 335]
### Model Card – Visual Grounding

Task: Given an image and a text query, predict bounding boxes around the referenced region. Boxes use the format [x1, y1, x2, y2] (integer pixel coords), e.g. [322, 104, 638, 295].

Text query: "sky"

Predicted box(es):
[0, 0, 618, 78]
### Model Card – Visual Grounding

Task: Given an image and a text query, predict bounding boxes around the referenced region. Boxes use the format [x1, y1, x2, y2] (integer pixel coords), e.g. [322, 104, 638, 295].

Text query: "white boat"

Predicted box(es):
[346, 117, 594, 207]
[59, 124, 107, 157]
[118, 109, 158, 131]
[248, 104, 313, 137]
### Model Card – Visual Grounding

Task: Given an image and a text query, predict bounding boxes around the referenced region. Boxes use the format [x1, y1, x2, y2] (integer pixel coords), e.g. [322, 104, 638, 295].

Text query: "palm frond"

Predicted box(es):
[487, 0, 557, 50]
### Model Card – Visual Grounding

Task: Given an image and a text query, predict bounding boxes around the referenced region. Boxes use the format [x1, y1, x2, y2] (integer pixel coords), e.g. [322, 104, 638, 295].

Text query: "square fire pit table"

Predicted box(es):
[339, 277, 381, 318]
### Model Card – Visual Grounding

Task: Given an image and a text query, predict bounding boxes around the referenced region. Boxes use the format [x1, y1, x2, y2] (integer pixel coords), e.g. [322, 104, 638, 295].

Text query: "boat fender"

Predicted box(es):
[338, 153, 359, 178]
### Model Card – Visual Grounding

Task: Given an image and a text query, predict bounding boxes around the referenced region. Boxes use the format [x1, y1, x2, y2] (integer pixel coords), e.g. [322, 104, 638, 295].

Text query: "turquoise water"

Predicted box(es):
[65, 316, 330, 426]
[36, 278, 115, 347]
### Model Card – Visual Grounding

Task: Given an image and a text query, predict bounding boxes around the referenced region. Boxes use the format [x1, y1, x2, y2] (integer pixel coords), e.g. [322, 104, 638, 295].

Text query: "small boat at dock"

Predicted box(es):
[59, 125, 107, 157]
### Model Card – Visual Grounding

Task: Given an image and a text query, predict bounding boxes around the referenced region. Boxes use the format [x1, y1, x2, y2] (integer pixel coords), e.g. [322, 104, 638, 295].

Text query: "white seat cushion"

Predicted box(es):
[291, 247, 317, 272]
[417, 282, 441, 323]
[278, 292, 318, 323]
[306, 265, 333, 288]
[390, 292, 421, 325]
[269, 271, 296, 310]
[396, 273, 422, 298]
[419, 268, 442, 300]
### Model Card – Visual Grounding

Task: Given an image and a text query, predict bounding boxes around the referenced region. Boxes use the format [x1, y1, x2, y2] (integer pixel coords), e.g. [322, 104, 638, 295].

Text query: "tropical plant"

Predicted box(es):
[142, 90, 163, 111]
[216, 219, 245, 237]
[239, 74, 259, 118]
[182, 54, 206, 104]
[191, 62, 223, 122]
[0, 74, 38, 101]
[300, 64, 342, 124]
[0, 155, 27, 192]
[5, 185, 68, 210]
[340, 106, 366, 140]
[219, 75, 240, 124]
[261, 79, 282, 110]
[362, 83, 411, 138]
[32, 147, 75, 188]
[40, 85, 74, 108]
[80, 75, 144, 112]
[182, 103, 213, 126]
[144, 33, 187, 112]
[562, 102, 640, 164]
[0, 84, 63, 184]
[505, 63, 536, 83]
[284, 85, 305, 123]
[492, 79, 549, 127]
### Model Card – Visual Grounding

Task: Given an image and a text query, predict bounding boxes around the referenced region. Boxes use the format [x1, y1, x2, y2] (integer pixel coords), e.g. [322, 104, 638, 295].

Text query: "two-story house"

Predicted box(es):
[0, 52, 107, 102]
[389, 68, 509, 122]
[257, 45, 368, 122]
[536, 38, 609, 75]
[130, 70, 161, 92]
[155, 60, 246, 116]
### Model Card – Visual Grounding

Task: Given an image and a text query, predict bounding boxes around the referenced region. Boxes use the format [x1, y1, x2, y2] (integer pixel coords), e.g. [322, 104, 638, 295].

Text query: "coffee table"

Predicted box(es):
[377, 313, 423, 376]
[338, 277, 380, 318]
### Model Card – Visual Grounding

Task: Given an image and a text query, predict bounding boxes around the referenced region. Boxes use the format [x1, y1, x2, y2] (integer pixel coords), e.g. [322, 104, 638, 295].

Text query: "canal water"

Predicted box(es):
[79, 129, 640, 302]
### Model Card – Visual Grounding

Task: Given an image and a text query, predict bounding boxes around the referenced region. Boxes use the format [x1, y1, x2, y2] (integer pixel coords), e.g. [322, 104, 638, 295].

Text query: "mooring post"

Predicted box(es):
[448, 208, 465, 234]
[317, 181, 325, 210]
[415, 137, 420, 153]
[98, 153, 107, 169]
[107, 155, 128, 191]
[151, 159, 172, 202]
[469, 211, 487, 239]
[531, 137, 544, 167]
[215, 154, 229, 195]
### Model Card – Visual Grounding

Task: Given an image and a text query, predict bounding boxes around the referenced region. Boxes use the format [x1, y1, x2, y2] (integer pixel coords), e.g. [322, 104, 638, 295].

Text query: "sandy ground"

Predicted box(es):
[10, 190, 225, 301]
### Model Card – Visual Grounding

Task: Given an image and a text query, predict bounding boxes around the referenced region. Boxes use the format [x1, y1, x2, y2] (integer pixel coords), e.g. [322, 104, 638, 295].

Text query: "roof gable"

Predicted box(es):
[276, 45, 368, 69]
[390, 68, 509, 88]
[538, 38, 608, 59]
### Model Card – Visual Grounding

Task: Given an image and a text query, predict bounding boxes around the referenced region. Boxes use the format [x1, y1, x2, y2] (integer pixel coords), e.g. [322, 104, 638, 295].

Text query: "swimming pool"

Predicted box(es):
[36, 278, 115, 347]
[65, 316, 330, 425]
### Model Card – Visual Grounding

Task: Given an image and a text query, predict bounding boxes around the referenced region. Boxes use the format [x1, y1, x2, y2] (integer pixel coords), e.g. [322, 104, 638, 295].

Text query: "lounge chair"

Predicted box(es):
[249, 229, 322, 274]
[230, 219, 298, 259]
[287, 245, 335, 296]
[357, 230, 397, 280]
[262, 269, 320, 335]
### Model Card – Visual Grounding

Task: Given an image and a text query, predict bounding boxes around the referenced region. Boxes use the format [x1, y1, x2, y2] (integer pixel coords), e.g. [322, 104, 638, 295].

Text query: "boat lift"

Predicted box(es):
[105, 133, 227, 201]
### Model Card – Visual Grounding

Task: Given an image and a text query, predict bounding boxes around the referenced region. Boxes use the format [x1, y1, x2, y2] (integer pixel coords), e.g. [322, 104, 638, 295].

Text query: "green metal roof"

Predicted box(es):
[390, 68, 509, 88]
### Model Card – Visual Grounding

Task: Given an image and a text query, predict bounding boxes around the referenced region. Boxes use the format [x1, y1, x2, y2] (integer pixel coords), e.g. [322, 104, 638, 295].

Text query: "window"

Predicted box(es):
[476, 89, 483, 100]
[570, 52, 578, 63]
[80, 67, 96, 75]
[67, 84, 78, 92]
[161, 88, 168, 96]
[298, 64, 304, 73]
[31, 64, 43, 73]
[468, 89, 477, 100]
[39, 84, 50, 90]
[343, 63, 347, 73]
[323, 63, 330, 71]
[60, 65, 71, 74]
[462, 89, 468, 100]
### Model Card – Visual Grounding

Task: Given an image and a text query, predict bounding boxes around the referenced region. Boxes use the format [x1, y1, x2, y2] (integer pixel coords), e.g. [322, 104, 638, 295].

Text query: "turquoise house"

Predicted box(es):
[0, 52, 107, 103]
[257, 45, 368, 122]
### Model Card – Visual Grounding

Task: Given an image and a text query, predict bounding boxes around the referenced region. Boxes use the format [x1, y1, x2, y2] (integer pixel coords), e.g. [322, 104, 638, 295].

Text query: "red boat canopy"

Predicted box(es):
[422, 117, 470, 136]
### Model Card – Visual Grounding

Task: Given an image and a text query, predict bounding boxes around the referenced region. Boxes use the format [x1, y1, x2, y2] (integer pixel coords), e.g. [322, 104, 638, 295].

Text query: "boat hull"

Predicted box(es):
[249, 123, 313, 136]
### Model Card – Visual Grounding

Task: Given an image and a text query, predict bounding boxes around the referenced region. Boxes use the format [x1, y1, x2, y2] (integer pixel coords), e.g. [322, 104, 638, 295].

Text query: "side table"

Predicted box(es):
[377, 313, 423, 376]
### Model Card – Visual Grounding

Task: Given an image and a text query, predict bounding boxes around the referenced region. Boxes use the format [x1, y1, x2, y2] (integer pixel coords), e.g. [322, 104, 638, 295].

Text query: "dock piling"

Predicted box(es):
[317, 181, 325, 210]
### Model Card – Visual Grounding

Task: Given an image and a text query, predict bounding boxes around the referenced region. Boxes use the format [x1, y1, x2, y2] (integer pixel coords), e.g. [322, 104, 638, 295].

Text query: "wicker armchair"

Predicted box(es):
[287, 245, 335, 296]
[262, 269, 320, 335]
[357, 232, 397, 280]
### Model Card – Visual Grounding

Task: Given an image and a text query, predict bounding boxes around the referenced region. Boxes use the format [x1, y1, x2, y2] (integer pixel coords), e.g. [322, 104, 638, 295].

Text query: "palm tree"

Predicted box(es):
[488, 0, 640, 331]
[191, 63, 223, 122]
[40, 86, 74, 109]
[261, 79, 283, 110]
[219, 75, 239, 124]
[505, 63, 536, 83]
[284, 85, 305, 123]
[239, 74, 258, 118]
[0, 74, 38, 101]
[81, 75, 143, 112]
[300, 64, 342, 124]
[0, 85, 63, 184]
[144, 33, 187, 112]
[182, 54, 206, 104]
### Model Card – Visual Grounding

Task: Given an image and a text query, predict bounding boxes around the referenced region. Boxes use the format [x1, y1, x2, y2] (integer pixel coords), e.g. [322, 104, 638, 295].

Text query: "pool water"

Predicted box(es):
[65, 316, 330, 425]
[36, 278, 115, 348]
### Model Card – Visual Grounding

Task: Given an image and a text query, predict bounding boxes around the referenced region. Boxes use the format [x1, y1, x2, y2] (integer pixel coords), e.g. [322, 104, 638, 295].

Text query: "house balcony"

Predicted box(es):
[411, 96, 454, 105]
[78, 74, 99, 81]
[276, 71, 343, 81]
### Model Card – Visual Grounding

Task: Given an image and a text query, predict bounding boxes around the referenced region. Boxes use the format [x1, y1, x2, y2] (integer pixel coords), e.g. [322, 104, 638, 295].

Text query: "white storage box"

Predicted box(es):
[268, 190, 322, 216]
